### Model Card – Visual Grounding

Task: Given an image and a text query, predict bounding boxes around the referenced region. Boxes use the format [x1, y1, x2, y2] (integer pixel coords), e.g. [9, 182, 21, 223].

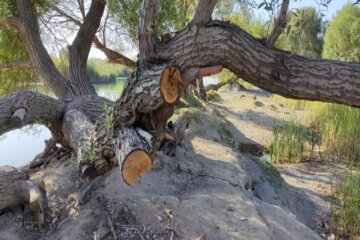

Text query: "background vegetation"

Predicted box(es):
[267, 4, 360, 238]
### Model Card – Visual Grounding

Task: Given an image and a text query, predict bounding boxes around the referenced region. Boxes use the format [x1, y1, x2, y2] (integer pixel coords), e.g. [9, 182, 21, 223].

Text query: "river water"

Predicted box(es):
[0, 77, 218, 167]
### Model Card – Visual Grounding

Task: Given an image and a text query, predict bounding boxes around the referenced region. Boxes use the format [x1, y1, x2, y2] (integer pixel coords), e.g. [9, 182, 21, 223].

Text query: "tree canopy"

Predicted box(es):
[323, 4, 360, 62]
[276, 7, 323, 58]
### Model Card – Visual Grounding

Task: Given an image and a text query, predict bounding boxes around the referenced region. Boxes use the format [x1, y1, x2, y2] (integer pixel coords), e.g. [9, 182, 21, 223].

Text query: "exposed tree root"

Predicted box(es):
[0, 167, 47, 227]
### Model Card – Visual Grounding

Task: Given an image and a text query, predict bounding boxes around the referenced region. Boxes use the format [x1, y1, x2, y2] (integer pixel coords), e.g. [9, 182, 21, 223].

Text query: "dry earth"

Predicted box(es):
[0, 86, 345, 240]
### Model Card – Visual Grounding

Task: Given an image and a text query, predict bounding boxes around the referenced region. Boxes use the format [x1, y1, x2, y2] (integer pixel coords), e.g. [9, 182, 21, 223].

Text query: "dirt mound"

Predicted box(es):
[0, 90, 327, 240]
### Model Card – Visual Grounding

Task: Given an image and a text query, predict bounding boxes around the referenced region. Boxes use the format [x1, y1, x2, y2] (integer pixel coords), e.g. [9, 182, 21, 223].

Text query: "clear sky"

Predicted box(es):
[290, 0, 350, 20]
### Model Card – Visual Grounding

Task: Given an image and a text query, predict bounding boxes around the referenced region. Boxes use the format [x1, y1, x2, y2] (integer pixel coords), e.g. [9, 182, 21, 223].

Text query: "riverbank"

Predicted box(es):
[0, 87, 346, 239]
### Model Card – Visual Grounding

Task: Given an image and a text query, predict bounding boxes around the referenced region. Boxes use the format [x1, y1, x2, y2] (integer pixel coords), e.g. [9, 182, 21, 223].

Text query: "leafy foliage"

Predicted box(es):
[0, 0, 55, 95]
[228, 7, 267, 39]
[0, 29, 36, 95]
[332, 172, 360, 239]
[108, 0, 197, 40]
[270, 120, 314, 164]
[323, 4, 360, 62]
[276, 7, 323, 58]
[312, 104, 360, 164]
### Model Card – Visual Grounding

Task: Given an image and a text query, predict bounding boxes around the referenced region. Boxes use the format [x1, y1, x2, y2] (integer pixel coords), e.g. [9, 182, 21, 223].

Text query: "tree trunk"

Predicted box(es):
[0, 166, 27, 212]
[3, 0, 360, 197]
[113, 64, 182, 129]
[0, 167, 45, 226]
[156, 21, 360, 107]
[115, 127, 154, 185]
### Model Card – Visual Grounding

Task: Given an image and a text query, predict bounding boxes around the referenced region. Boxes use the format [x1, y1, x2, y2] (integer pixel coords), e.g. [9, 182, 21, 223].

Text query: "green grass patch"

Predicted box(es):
[271, 94, 308, 110]
[312, 104, 360, 164]
[251, 156, 284, 188]
[270, 120, 318, 164]
[331, 172, 360, 239]
[270, 96, 360, 165]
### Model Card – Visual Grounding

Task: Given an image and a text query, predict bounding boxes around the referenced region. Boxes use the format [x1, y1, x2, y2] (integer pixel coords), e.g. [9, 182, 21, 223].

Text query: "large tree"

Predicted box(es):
[323, 3, 360, 62]
[1, 0, 360, 187]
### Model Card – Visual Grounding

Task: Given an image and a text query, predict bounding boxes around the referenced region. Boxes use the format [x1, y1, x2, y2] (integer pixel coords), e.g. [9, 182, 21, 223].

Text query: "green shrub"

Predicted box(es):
[331, 172, 360, 239]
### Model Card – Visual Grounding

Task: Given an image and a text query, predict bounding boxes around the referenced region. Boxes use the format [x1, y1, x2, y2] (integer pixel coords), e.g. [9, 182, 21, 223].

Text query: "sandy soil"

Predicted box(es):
[0, 87, 345, 240]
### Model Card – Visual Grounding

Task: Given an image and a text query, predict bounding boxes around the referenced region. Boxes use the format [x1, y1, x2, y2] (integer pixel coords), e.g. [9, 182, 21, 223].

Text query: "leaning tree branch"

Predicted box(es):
[0, 61, 35, 72]
[266, 0, 290, 48]
[93, 37, 136, 68]
[156, 21, 360, 108]
[52, 6, 82, 26]
[68, 0, 106, 96]
[190, 0, 217, 26]
[0, 91, 65, 137]
[53, 3, 136, 69]
[9, 0, 77, 99]
[138, 0, 160, 66]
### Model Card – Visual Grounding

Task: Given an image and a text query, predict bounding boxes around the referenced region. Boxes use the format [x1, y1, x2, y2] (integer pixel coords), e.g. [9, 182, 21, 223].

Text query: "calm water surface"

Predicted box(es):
[0, 77, 218, 167]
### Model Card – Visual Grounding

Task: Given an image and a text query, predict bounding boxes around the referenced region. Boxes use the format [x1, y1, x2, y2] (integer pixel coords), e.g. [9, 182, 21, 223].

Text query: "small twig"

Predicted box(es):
[78, 175, 104, 206]
[164, 209, 176, 240]
[105, 208, 117, 240]
[165, 227, 178, 240]
[117, 225, 145, 240]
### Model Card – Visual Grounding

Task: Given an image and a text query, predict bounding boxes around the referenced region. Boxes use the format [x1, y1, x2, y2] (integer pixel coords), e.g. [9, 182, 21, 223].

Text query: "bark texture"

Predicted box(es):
[115, 127, 154, 185]
[266, 0, 290, 47]
[68, 0, 106, 95]
[0, 167, 45, 226]
[0, 92, 65, 137]
[0, 166, 27, 212]
[3, 0, 360, 194]
[138, 0, 160, 66]
[156, 21, 360, 107]
[113, 65, 182, 129]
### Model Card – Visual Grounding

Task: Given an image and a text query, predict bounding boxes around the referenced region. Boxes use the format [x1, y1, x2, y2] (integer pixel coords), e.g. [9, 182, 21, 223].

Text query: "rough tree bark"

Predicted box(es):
[0, 166, 45, 227]
[2, 0, 360, 215]
[266, 0, 290, 48]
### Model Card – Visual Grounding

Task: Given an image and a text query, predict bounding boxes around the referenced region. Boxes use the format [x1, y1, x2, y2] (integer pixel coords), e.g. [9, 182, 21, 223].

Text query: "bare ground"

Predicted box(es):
[0, 87, 345, 240]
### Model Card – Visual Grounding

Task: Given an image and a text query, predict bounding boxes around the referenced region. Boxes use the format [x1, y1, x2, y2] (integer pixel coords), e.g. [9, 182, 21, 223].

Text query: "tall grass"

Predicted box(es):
[313, 104, 360, 164]
[270, 120, 314, 164]
[331, 172, 360, 239]
[271, 95, 308, 110]
[271, 95, 360, 165]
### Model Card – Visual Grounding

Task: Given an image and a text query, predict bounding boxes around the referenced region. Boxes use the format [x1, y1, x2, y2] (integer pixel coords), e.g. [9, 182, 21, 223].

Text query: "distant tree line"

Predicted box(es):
[87, 61, 130, 84]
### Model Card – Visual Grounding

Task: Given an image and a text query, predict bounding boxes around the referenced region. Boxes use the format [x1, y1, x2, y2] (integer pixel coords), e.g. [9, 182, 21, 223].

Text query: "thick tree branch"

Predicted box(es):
[138, 0, 160, 66]
[93, 37, 136, 68]
[4, 2, 74, 99]
[68, 0, 106, 96]
[0, 61, 35, 72]
[0, 91, 65, 136]
[156, 21, 360, 107]
[266, 0, 290, 47]
[52, 3, 135, 69]
[190, 0, 217, 26]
